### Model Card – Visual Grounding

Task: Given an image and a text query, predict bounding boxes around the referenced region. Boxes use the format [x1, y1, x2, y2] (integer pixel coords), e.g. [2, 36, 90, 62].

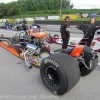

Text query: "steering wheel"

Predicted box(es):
[19, 31, 30, 45]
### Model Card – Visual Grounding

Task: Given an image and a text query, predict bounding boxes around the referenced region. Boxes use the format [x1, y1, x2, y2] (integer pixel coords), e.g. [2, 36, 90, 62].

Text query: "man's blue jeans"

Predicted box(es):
[6, 26, 9, 29]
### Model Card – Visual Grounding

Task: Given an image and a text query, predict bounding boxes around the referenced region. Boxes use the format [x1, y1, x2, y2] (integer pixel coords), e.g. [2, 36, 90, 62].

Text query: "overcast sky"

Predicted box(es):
[0, 0, 17, 3]
[71, 0, 100, 9]
[0, 0, 100, 9]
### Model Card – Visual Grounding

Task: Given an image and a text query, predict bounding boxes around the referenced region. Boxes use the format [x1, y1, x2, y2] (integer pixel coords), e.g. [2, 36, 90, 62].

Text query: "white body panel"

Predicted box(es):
[56, 37, 100, 50]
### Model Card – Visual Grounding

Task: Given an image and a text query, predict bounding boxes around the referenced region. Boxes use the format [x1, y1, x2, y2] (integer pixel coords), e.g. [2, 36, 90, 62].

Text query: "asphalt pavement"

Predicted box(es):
[0, 23, 84, 34]
[42, 25, 100, 35]
[42, 25, 83, 33]
[0, 28, 100, 100]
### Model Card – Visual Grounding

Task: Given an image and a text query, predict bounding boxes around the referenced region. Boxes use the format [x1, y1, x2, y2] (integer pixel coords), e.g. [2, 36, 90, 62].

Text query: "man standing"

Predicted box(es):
[22, 18, 28, 30]
[23, 18, 27, 25]
[60, 16, 70, 49]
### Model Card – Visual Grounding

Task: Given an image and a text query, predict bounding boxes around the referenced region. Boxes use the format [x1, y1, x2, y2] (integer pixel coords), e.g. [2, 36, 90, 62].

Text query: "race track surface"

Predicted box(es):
[0, 28, 100, 100]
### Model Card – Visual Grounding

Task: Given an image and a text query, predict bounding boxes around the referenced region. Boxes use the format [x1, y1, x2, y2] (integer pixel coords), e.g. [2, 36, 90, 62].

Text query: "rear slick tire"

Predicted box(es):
[40, 53, 80, 95]
[79, 57, 98, 76]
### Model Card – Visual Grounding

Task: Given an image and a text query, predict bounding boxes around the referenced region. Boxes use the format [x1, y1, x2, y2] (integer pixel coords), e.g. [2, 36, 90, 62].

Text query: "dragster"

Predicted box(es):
[0, 24, 99, 95]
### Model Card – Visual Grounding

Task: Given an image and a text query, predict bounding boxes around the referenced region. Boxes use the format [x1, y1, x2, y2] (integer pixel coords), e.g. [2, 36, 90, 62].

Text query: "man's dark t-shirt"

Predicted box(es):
[60, 21, 70, 49]
[23, 19, 27, 24]
[60, 21, 70, 37]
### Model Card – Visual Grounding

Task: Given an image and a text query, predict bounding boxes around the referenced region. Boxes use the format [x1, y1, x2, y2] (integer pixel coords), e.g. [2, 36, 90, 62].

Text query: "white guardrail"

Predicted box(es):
[0, 18, 34, 23]
[0, 16, 60, 23]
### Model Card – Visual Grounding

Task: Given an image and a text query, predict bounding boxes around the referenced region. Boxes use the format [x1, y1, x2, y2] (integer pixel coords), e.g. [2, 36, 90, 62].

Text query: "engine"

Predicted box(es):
[32, 38, 44, 46]
[24, 43, 50, 68]
[25, 44, 39, 55]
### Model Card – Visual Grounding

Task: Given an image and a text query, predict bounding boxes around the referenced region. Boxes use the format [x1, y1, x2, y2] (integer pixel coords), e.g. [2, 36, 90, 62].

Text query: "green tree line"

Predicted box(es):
[0, 0, 73, 18]
[0, 0, 100, 18]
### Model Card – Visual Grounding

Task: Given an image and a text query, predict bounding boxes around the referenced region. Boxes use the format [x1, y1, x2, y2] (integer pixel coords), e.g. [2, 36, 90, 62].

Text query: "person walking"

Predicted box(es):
[5, 20, 9, 29]
[60, 16, 70, 49]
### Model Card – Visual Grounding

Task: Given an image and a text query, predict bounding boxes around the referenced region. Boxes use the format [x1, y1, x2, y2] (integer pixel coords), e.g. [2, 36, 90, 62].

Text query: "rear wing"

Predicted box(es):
[77, 24, 96, 45]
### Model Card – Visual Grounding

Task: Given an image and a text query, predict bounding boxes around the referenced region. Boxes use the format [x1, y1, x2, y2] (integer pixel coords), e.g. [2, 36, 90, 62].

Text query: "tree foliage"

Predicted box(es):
[0, 0, 100, 18]
[0, 0, 73, 18]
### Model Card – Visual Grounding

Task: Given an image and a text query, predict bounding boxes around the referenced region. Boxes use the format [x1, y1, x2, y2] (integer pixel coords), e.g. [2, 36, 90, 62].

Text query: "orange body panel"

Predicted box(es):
[0, 41, 19, 57]
[0, 41, 9, 48]
[29, 32, 47, 38]
[70, 45, 84, 57]
[28, 28, 47, 38]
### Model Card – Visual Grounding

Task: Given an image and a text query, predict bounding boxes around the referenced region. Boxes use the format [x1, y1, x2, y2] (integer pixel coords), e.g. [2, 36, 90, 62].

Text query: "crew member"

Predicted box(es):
[23, 18, 27, 25]
[21, 19, 28, 30]
[5, 20, 9, 30]
[85, 17, 96, 47]
[60, 16, 70, 49]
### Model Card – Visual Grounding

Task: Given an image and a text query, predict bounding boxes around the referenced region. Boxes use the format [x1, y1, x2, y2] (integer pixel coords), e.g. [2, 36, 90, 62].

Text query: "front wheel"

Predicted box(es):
[53, 34, 59, 37]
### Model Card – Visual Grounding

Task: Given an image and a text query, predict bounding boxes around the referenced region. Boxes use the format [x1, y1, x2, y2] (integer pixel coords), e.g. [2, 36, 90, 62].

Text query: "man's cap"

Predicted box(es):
[64, 16, 70, 20]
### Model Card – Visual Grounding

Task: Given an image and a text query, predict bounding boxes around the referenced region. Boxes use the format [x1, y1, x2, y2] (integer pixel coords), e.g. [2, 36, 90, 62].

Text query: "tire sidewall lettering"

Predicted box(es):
[44, 58, 59, 68]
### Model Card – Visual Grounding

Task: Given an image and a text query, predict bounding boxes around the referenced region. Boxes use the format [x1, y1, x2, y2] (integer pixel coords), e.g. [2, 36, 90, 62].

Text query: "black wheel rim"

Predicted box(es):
[45, 66, 60, 87]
